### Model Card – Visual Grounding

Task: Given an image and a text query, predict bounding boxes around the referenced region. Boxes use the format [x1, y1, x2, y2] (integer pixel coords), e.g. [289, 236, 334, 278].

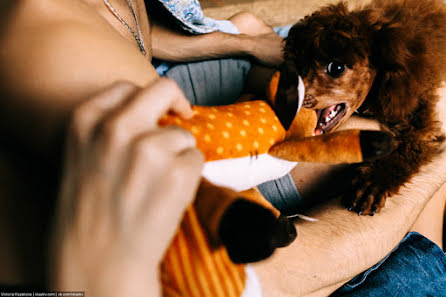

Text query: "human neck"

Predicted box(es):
[82, 0, 151, 57]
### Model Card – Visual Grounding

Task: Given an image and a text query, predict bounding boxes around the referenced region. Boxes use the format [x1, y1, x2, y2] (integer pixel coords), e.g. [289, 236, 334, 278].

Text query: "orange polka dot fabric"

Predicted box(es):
[159, 101, 286, 161]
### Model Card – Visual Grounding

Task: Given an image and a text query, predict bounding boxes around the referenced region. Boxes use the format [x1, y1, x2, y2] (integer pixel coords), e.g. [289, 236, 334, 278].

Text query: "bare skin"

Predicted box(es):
[0, 0, 445, 296]
[51, 79, 203, 296]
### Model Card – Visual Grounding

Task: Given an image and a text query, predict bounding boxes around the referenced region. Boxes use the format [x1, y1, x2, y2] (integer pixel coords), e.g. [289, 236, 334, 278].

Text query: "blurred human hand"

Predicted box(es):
[50, 78, 203, 296]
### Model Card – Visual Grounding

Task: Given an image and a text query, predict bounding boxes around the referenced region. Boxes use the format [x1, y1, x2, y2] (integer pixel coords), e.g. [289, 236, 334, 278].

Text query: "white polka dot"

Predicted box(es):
[240, 130, 247, 137]
[222, 131, 230, 138]
[244, 104, 251, 108]
[272, 125, 278, 131]
[260, 118, 267, 123]
[191, 126, 199, 134]
[207, 123, 215, 129]
[226, 122, 233, 128]
[204, 135, 211, 143]
[253, 141, 259, 149]
[227, 112, 234, 117]
[244, 110, 251, 116]
[243, 120, 250, 126]
[236, 143, 243, 151]
[217, 147, 224, 155]
[259, 108, 266, 113]
[269, 139, 275, 145]
[208, 114, 216, 120]
[258, 128, 264, 135]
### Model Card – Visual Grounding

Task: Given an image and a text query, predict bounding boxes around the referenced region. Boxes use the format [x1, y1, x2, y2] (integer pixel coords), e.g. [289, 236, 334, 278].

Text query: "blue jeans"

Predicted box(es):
[333, 232, 446, 296]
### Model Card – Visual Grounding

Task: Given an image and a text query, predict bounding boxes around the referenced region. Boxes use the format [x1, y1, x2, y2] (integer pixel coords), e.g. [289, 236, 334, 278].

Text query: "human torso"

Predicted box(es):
[0, 0, 155, 286]
[81, 0, 153, 59]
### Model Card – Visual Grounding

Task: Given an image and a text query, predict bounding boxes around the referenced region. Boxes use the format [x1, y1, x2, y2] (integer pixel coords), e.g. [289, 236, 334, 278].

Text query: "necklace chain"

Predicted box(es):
[103, 0, 146, 56]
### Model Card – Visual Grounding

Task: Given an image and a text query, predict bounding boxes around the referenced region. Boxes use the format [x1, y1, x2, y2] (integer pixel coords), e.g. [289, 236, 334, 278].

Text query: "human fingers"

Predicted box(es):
[119, 126, 197, 214]
[138, 147, 204, 259]
[58, 81, 138, 213]
[95, 78, 192, 157]
[68, 81, 138, 147]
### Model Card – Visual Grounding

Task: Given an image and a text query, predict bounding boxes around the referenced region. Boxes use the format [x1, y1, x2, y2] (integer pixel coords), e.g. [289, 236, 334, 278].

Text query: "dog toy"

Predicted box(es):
[158, 72, 395, 297]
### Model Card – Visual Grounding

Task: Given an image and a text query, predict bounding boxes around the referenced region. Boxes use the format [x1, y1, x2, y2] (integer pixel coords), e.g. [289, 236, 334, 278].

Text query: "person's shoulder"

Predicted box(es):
[2, 0, 94, 27]
[2, 0, 122, 58]
[1, 0, 155, 100]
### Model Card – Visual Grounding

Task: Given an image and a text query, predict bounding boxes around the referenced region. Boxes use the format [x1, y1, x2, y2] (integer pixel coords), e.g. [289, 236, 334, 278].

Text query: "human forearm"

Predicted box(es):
[151, 20, 283, 66]
[254, 152, 446, 297]
[151, 22, 250, 61]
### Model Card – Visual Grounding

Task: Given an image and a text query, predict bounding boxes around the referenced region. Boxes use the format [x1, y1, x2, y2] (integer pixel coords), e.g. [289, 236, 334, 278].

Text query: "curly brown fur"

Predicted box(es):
[279, 0, 446, 215]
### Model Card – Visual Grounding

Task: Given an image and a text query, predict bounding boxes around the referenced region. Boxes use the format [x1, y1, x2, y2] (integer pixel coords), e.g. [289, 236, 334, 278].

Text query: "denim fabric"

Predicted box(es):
[332, 232, 446, 297]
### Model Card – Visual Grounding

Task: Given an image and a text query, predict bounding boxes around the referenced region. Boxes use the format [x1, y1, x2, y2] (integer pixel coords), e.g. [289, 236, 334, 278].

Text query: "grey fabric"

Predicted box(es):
[258, 174, 303, 213]
[166, 58, 302, 213]
[166, 58, 251, 105]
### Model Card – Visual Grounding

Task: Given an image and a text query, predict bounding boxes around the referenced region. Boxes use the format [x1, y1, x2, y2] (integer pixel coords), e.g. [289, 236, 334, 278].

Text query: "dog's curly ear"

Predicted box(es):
[368, 19, 426, 121]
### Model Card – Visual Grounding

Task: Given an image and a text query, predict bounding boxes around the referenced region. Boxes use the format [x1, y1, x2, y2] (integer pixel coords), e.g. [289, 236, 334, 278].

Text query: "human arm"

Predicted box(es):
[150, 12, 284, 66]
[255, 171, 446, 297]
[50, 78, 203, 296]
[254, 85, 446, 297]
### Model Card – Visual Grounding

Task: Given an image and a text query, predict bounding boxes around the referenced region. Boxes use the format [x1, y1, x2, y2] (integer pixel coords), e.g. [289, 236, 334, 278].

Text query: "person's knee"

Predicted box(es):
[229, 12, 273, 35]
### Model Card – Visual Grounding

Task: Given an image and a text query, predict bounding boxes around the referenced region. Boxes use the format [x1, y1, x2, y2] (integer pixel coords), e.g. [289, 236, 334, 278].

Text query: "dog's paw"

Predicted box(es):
[219, 199, 297, 263]
[342, 166, 392, 216]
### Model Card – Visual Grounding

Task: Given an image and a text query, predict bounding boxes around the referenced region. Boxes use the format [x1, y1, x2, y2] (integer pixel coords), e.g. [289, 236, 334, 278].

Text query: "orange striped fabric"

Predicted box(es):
[161, 206, 246, 297]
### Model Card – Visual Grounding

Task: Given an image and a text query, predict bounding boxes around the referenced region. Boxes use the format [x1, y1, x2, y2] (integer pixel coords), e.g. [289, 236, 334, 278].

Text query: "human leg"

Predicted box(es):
[228, 12, 274, 35]
[332, 231, 446, 297]
[410, 183, 446, 249]
[165, 58, 251, 105]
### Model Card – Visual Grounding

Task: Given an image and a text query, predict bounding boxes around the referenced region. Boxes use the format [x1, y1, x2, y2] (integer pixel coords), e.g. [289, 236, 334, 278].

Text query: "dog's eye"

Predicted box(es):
[327, 62, 346, 77]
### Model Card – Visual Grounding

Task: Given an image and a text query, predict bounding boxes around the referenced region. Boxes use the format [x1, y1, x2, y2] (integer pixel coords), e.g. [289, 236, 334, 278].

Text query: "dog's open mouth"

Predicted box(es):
[314, 103, 346, 135]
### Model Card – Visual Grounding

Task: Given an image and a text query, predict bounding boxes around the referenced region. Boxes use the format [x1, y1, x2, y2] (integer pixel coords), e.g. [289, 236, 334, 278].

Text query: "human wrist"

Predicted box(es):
[236, 34, 256, 58]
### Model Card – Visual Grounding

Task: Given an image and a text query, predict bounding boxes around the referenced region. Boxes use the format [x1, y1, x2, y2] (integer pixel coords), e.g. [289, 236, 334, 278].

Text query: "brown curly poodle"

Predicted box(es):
[277, 0, 446, 215]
